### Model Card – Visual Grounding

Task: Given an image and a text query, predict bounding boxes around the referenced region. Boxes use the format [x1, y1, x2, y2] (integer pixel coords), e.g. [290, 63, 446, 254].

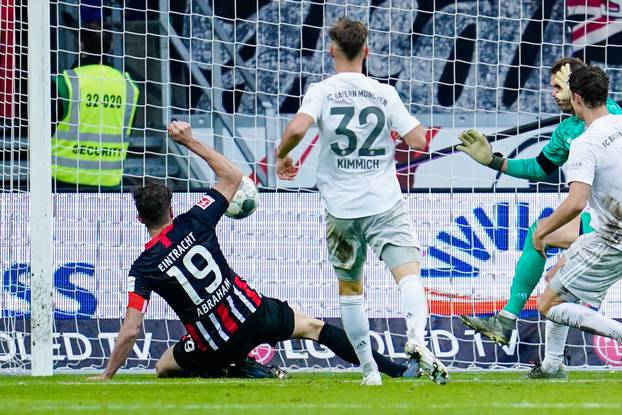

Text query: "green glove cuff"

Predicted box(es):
[487, 153, 505, 171]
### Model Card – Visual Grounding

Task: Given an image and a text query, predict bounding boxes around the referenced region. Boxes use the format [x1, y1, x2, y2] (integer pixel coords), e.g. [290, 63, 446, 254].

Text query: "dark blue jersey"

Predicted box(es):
[127, 189, 262, 352]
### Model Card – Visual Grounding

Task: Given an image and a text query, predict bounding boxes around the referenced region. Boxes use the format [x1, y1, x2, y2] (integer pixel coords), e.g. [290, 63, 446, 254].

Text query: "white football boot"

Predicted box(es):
[405, 340, 449, 385]
[361, 371, 383, 386]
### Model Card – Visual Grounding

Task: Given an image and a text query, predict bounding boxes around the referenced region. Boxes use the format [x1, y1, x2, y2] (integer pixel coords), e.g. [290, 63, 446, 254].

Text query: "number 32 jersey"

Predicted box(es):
[127, 189, 262, 352]
[298, 72, 420, 219]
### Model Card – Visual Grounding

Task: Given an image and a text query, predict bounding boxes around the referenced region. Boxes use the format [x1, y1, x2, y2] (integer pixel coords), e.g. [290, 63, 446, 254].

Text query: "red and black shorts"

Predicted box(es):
[173, 297, 295, 372]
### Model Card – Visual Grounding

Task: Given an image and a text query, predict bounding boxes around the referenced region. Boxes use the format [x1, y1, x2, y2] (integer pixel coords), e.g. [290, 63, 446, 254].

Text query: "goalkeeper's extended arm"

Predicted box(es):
[457, 129, 558, 181]
[505, 156, 555, 181]
[456, 129, 506, 171]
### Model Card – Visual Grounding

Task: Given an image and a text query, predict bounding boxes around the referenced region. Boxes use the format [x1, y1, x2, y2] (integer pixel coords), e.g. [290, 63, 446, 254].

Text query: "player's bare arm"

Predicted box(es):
[87, 307, 144, 380]
[541, 215, 583, 249]
[167, 120, 242, 202]
[277, 113, 314, 180]
[533, 181, 590, 258]
[401, 124, 427, 150]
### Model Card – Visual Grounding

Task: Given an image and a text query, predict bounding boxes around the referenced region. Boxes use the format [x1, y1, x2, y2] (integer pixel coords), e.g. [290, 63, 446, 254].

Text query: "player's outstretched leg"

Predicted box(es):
[156, 306, 415, 381]
[389, 257, 449, 385]
[317, 323, 418, 378]
[461, 216, 582, 345]
[292, 310, 410, 386]
[461, 222, 543, 345]
[544, 301, 622, 344]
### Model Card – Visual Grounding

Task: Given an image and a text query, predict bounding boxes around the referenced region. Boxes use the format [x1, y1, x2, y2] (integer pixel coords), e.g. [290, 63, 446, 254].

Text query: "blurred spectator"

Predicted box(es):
[51, 26, 139, 187]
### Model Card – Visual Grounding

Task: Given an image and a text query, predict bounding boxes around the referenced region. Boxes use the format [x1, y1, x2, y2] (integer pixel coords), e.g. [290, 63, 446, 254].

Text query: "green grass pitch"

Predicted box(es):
[3, 372, 622, 415]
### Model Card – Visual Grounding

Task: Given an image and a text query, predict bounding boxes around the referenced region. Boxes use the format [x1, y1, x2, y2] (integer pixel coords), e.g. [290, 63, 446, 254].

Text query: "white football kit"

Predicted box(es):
[551, 114, 622, 306]
[298, 72, 421, 278]
[298, 72, 420, 219]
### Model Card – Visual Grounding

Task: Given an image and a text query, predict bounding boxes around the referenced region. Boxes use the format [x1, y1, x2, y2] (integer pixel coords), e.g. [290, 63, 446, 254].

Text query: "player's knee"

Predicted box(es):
[293, 309, 325, 340]
[338, 279, 363, 295]
[307, 318, 324, 338]
[155, 361, 165, 377]
[155, 360, 172, 378]
[302, 316, 324, 339]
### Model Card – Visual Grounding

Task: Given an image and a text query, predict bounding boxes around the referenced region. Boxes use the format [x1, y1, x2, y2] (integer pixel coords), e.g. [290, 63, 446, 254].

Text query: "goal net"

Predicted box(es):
[3, 0, 622, 374]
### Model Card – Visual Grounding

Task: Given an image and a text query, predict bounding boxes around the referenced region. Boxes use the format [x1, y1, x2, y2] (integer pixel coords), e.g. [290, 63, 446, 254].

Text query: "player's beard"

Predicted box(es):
[556, 99, 574, 114]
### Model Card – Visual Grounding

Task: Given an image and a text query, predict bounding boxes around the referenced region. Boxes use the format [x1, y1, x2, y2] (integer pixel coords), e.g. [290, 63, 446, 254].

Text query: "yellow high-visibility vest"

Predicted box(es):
[52, 65, 139, 186]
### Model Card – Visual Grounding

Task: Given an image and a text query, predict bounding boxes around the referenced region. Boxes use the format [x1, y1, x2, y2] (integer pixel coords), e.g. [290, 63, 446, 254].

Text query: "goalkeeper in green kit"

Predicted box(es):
[458, 57, 622, 378]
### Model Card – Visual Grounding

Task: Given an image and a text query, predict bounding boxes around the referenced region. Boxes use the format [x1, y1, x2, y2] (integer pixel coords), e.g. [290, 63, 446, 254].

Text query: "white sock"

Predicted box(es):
[542, 319, 569, 372]
[339, 295, 378, 376]
[547, 302, 622, 342]
[398, 275, 428, 345]
[499, 309, 517, 320]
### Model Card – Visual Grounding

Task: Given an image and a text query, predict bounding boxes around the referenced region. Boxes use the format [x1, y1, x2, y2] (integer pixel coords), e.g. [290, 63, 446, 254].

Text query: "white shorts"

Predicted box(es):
[550, 232, 622, 307]
[325, 200, 420, 281]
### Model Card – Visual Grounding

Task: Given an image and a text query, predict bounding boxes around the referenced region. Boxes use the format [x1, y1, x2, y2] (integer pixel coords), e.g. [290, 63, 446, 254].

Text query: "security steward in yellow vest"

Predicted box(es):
[52, 29, 139, 187]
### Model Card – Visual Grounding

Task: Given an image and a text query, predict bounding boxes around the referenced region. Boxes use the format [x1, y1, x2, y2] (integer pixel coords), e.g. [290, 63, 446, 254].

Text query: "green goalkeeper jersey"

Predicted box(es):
[505, 98, 622, 181]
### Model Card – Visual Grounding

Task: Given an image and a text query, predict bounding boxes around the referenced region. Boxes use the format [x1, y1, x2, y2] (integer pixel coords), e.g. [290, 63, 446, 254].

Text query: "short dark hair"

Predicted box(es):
[569, 65, 609, 109]
[551, 57, 586, 75]
[328, 18, 368, 61]
[132, 182, 173, 228]
[80, 27, 112, 56]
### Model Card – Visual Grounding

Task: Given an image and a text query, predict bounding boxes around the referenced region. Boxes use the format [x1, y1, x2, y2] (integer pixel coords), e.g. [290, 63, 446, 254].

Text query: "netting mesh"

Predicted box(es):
[0, 0, 29, 371]
[2, 0, 622, 373]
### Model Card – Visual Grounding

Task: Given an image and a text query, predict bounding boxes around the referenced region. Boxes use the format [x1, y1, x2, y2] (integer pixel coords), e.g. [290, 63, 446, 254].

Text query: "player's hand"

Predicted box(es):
[456, 129, 493, 166]
[167, 120, 195, 147]
[553, 63, 572, 101]
[532, 228, 547, 259]
[277, 156, 298, 180]
[86, 374, 111, 381]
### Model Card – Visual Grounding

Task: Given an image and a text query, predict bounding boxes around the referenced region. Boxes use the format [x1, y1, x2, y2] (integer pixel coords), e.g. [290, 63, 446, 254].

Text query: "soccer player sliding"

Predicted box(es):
[88, 121, 418, 382]
[458, 58, 622, 378]
[276, 18, 448, 385]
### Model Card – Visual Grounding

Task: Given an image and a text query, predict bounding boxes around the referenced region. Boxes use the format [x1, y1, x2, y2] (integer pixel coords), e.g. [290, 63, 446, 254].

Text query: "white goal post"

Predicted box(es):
[27, 0, 53, 376]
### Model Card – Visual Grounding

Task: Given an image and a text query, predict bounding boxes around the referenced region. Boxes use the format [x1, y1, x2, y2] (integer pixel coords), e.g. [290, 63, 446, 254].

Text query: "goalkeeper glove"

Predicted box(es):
[553, 63, 572, 101]
[457, 129, 505, 171]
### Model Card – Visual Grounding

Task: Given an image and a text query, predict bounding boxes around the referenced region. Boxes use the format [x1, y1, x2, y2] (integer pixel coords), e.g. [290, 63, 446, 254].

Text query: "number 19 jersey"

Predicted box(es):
[127, 189, 262, 352]
[298, 72, 420, 219]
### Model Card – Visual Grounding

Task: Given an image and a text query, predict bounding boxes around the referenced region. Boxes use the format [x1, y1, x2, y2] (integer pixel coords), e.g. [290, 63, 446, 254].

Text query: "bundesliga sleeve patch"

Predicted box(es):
[197, 195, 216, 209]
[127, 276, 136, 292]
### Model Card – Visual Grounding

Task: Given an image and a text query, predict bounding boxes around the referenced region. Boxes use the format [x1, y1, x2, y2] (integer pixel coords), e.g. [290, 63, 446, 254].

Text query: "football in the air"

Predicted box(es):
[225, 176, 259, 219]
